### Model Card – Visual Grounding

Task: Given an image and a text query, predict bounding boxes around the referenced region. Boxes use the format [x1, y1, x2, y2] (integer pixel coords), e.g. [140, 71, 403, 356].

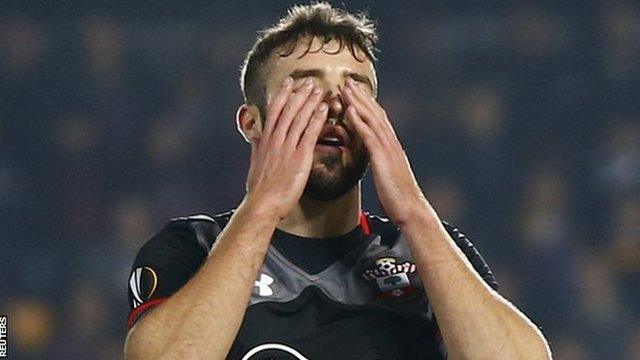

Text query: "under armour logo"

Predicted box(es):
[253, 273, 274, 296]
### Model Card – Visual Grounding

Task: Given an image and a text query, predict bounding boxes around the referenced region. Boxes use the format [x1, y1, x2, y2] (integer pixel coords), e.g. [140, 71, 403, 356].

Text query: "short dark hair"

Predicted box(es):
[240, 2, 378, 116]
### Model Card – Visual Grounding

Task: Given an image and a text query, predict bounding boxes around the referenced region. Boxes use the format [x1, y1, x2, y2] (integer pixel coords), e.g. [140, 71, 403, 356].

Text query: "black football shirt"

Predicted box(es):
[127, 209, 499, 359]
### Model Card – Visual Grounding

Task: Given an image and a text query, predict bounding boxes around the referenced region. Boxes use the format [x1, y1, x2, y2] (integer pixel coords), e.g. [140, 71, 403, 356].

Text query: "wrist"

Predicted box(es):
[239, 193, 283, 226]
[396, 199, 440, 231]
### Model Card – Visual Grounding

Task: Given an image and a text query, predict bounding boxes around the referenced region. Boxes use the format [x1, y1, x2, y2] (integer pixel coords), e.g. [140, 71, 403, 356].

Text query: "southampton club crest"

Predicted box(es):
[362, 256, 419, 301]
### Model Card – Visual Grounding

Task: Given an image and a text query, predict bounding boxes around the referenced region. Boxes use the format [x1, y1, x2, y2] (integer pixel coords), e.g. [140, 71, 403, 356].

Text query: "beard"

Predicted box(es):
[302, 142, 370, 201]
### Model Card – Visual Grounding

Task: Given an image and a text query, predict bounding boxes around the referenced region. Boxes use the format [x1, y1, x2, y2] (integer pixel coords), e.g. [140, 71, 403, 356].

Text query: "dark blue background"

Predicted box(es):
[1, 1, 639, 358]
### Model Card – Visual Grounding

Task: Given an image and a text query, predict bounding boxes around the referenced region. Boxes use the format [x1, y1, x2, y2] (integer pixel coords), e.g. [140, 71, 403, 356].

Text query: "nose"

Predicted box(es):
[324, 92, 345, 122]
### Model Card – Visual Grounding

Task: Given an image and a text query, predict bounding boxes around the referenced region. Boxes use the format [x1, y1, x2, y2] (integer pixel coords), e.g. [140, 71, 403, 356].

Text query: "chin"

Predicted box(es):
[302, 154, 369, 201]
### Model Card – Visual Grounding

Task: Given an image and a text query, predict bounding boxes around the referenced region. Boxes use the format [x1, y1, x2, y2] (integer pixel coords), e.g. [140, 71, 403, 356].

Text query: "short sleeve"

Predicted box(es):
[126, 215, 222, 330]
[442, 221, 499, 291]
[432, 221, 500, 358]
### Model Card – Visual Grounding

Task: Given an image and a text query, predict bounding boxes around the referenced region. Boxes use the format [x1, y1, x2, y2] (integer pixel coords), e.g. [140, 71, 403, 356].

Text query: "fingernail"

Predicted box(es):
[305, 78, 314, 85]
[313, 86, 322, 94]
[283, 77, 292, 86]
[319, 103, 327, 111]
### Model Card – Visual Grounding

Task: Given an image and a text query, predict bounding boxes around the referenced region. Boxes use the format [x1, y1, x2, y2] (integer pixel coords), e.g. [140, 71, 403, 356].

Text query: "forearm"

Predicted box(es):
[399, 201, 551, 360]
[124, 196, 279, 360]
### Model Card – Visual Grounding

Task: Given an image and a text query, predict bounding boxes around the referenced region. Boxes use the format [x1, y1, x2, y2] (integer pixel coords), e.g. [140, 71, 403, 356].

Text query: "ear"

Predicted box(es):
[236, 104, 263, 144]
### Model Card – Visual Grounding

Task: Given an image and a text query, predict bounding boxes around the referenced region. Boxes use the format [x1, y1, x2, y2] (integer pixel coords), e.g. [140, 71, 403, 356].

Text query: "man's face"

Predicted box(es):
[262, 37, 378, 201]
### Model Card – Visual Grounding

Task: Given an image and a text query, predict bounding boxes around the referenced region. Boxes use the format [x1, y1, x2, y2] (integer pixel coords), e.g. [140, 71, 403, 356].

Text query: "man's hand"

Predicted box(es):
[341, 79, 552, 359]
[126, 77, 328, 360]
[341, 78, 427, 226]
[246, 76, 328, 220]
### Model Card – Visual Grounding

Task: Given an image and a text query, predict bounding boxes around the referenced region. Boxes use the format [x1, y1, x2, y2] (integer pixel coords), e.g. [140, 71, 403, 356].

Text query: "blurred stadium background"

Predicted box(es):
[1, 1, 639, 358]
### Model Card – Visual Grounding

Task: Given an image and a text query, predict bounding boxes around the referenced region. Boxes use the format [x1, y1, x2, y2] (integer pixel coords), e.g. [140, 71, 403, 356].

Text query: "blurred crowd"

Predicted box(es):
[1, 1, 639, 359]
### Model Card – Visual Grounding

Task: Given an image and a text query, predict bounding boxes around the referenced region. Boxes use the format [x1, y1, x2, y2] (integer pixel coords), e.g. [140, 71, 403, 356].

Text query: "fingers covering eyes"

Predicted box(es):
[263, 77, 294, 141]
[341, 81, 398, 147]
[285, 86, 324, 147]
[299, 103, 328, 150]
[345, 105, 380, 149]
[270, 80, 317, 145]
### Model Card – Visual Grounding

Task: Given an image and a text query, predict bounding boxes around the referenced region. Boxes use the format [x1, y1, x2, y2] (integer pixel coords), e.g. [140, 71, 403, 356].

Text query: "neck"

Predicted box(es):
[277, 183, 361, 238]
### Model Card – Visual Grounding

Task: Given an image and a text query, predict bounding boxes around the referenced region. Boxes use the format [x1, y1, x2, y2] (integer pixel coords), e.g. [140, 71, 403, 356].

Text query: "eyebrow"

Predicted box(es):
[288, 68, 374, 92]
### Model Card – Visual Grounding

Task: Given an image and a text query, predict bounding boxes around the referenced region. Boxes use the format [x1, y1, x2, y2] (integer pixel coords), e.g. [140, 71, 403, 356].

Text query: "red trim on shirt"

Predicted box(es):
[359, 211, 371, 235]
[127, 298, 167, 330]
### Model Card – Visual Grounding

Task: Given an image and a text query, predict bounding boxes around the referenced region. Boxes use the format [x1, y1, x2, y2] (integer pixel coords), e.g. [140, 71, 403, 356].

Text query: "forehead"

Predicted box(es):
[264, 36, 377, 87]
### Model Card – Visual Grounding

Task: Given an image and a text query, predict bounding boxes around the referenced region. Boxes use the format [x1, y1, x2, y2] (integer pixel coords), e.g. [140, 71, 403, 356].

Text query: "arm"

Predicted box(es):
[340, 78, 551, 359]
[124, 198, 279, 360]
[400, 204, 551, 359]
[124, 77, 329, 360]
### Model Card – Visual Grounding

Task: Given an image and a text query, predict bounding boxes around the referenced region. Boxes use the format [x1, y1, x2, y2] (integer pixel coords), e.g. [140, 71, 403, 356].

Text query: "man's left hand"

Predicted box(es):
[341, 78, 428, 226]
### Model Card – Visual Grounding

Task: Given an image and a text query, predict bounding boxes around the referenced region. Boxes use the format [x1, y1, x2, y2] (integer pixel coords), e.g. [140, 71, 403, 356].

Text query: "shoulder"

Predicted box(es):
[440, 220, 500, 291]
[362, 212, 499, 291]
[361, 211, 462, 247]
[140, 208, 237, 255]
[362, 211, 483, 250]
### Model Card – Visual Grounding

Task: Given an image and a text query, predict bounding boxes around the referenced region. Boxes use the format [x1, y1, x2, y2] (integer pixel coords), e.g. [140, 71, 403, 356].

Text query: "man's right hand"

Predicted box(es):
[125, 80, 327, 358]
[245, 76, 328, 220]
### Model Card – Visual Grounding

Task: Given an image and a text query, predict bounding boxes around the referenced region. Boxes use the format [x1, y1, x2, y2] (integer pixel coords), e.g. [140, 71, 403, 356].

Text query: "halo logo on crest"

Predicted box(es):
[129, 266, 158, 308]
[362, 256, 419, 301]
